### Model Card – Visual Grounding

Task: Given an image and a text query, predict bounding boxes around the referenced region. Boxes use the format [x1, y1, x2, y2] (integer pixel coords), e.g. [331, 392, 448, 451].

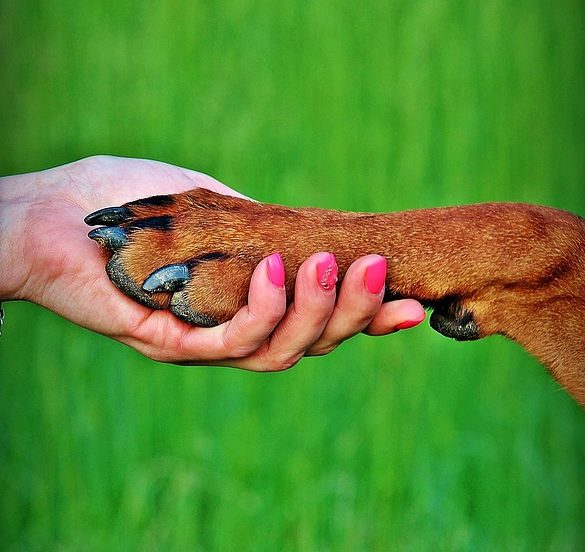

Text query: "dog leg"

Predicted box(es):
[86, 189, 585, 404]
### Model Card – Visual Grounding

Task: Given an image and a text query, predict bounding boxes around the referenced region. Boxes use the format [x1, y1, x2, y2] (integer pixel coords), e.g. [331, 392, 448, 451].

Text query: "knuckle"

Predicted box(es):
[81, 154, 109, 164]
[221, 333, 258, 359]
[232, 345, 258, 358]
[341, 304, 378, 327]
[339, 310, 378, 335]
[263, 352, 304, 372]
[309, 343, 337, 356]
[248, 307, 283, 329]
[73, 154, 111, 171]
[293, 299, 331, 321]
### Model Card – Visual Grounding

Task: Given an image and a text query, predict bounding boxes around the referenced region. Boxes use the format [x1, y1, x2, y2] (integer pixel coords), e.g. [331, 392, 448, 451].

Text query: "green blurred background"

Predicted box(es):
[1, 0, 584, 550]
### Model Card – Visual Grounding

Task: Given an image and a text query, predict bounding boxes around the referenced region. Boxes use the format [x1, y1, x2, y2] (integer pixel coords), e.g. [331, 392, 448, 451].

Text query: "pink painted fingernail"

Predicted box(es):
[395, 317, 425, 330]
[316, 253, 338, 291]
[365, 256, 387, 294]
[267, 253, 285, 287]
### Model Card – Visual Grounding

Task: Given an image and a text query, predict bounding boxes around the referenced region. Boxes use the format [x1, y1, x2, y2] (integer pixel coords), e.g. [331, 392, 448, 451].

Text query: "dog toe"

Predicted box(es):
[106, 255, 167, 310]
[429, 300, 480, 341]
[169, 289, 220, 327]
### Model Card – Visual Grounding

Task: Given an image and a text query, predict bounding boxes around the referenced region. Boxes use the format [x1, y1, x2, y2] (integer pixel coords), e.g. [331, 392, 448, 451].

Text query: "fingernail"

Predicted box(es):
[364, 256, 387, 294]
[395, 317, 425, 330]
[267, 253, 285, 287]
[316, 253, 338, 291]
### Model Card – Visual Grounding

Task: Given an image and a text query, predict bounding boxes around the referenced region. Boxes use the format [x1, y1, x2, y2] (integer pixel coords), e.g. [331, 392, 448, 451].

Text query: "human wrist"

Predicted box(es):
[0, 171, 43, 301]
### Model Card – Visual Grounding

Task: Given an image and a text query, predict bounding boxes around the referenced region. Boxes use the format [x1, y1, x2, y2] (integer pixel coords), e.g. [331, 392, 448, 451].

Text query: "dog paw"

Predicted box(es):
[85, 189, 275, 326]
[428, 299, 480, 341]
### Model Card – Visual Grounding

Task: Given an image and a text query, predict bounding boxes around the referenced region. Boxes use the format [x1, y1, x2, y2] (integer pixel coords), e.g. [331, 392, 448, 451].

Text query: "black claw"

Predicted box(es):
[143, 264, 190, 293]
[84, 207, 132, 226]
[88, 227, 128, 250]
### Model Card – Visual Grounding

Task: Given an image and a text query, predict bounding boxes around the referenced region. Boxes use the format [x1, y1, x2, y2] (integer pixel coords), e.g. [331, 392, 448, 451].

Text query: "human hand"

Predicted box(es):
[0, 155, 425, 369]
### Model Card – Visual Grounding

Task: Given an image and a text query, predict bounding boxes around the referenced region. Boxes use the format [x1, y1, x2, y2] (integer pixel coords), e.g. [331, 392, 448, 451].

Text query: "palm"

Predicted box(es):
[31, 156, 243, 359]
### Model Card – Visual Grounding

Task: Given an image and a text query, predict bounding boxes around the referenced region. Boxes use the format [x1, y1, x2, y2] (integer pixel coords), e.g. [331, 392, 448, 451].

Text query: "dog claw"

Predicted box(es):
[84, 207, 132, 226]
[143, 264, 190, 293]
[88, 227, 128, 250]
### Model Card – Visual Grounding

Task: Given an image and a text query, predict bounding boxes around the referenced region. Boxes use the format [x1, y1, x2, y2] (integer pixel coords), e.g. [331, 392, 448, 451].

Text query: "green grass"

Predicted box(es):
[1, 0, 584, 550]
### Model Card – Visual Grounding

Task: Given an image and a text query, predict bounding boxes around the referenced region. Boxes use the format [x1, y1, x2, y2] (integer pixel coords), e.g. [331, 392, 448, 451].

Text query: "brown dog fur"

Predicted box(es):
[89, 189, 585, 406]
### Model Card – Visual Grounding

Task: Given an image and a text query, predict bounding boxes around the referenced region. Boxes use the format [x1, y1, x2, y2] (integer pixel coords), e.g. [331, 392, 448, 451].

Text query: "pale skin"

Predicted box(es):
[0, 156, 426, 370]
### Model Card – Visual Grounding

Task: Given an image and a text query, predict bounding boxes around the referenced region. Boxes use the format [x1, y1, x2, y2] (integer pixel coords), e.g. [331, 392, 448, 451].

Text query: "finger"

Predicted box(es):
[246, 252, 338, 371]
[189, 253, 288, 359]
[216, 253, 288, 356]
[363, 299, 426, 336]
[135, 253, 287, 362]
[307, 254, 386, 355]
